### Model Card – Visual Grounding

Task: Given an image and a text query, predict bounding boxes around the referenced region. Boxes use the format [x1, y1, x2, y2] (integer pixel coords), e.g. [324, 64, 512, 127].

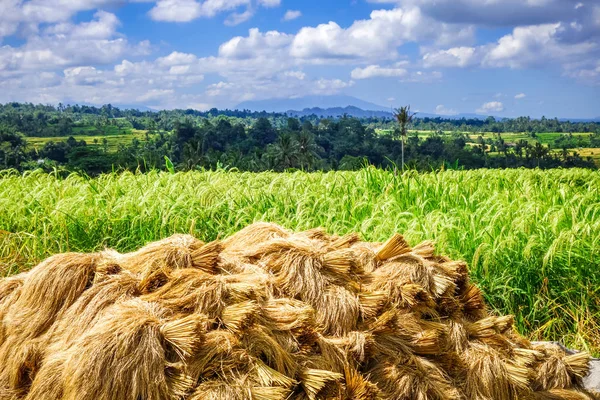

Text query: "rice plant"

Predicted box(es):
[0, 168, 599, 353]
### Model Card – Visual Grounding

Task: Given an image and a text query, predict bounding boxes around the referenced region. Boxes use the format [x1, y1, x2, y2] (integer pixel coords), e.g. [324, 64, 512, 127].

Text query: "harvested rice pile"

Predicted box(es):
[0, 223, 597, 400]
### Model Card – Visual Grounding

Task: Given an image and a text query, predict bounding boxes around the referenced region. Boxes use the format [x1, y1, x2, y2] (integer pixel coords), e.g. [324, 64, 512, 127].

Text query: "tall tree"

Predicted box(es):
[393, 105, 416, 171]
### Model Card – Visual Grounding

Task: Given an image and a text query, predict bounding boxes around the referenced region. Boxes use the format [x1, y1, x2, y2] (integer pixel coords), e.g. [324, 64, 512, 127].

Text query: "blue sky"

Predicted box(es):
[1, 0, 599, 118]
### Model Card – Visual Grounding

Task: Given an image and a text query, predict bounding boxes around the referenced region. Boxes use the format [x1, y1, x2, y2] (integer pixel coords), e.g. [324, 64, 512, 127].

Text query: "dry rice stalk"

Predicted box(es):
[341, 366, 380, 400]
[298, 368, 343, 400]
[221, 300, 259, 334]
[315, 286, 360, 336]
[0, 222, 593, 400]
[2, 253, 97, 341]
[60, 299, 177, 400]
[375, 233, 411, 261]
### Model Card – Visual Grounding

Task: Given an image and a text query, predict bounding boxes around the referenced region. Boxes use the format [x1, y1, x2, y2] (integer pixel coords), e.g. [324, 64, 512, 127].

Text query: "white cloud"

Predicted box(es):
[422, 22, 599, 80]
[401, 70, 442, 83]
[147, 0, 203, 22]
[435, 104, 457, 115]
[283, 10, 302, 21]
[564, 60, 600, 85]
[0, 12, 148, 73]
[258, 0, 280, 7]
[477, 101, 504, 114]
[376, 0, 581, 27]
[146, 0, 278, 23]
[45, 10, 120, 39]
[283, 70, 306, 80]
[422, 47, 477, 68]
[219, 28, 293, 59]
[351, 65, 407, 79]
[290, 7, 473, 61]
[224, 9, 254, 26]
[0, 0, 126, 39]
[515, 93, 526, 99]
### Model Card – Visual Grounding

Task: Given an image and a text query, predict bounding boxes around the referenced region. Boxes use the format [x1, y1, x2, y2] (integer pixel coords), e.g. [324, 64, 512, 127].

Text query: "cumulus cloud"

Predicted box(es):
[290, 7, 474, 61]
[370, 0, 581, 27]
[515, 93, 526, 99]
[0, 0, 126, 39]
[477, 101, 504, 114]
[422, 47, 477, 68]
[422, 21, 599, 81]
[351, 65, 407, 79]
[435, 104, 457, 115]
[146, 0, 279, 23]
[283, 10, 302, 21]
[0, 12, 149, 73]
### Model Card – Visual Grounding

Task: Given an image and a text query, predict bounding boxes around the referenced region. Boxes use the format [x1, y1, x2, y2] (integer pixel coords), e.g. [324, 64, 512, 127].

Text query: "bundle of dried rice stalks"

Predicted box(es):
[0, 222, 597, 400]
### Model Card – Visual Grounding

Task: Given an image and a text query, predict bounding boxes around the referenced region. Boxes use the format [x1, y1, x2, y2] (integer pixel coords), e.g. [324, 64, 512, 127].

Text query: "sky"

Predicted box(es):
[0, 0, 599, 118]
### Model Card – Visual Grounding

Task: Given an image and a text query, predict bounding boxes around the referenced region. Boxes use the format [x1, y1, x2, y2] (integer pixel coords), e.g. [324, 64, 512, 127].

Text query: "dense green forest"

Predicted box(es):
[1, 102, 599, 174]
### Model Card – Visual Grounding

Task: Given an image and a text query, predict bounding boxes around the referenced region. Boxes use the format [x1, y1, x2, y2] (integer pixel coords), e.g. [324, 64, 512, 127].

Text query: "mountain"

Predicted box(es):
[287, 106, 393, 118]
[236, 95, 390, 113]
[285, 106, 499, 120]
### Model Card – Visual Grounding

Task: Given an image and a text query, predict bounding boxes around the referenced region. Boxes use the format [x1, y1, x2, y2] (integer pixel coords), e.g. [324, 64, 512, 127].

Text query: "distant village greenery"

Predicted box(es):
[1, 102, 599, 174]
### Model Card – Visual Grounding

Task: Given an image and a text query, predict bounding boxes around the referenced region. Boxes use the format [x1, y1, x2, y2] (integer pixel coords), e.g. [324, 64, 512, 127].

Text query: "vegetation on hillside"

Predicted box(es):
[1, 103, 599, 174]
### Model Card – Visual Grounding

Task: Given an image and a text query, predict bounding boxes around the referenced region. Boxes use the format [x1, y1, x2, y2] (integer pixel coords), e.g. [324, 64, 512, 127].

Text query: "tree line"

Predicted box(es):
[0, 102, 598, 175]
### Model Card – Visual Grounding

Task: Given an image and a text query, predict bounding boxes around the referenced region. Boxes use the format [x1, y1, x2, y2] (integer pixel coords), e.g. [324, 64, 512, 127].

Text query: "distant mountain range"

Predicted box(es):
[237, 95, 500, 120]
[236, 95, 390, 113]
[286, 106, 499, 120]
[236, 95, 600, 122]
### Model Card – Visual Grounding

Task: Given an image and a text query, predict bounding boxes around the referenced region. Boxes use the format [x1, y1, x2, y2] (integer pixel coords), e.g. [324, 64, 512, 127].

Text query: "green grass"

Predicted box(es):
[0, 168, 599, 353]
[27, 130, 150, 152]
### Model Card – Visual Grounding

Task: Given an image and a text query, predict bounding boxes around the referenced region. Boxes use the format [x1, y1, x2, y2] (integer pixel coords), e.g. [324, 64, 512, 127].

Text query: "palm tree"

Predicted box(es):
[273, 133, 300, 170]
[296, 131, 320, 170]
[393, 105, 416, 171]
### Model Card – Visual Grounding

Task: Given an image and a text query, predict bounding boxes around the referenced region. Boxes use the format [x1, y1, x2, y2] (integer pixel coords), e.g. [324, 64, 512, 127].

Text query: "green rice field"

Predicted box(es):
[26, 130, 150, 152]
[0, 168, 598, 353]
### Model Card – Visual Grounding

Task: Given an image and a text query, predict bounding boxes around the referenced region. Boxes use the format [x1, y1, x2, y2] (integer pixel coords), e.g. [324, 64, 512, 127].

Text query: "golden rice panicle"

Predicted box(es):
[315, 286, 360, 336]
[114, 234, 203, 273]
[0, 342, 42, 399]
[349, 242, 379, 273]
[358, 291, 388, 321]
[243, 326, 297, 376]
[23, 354, 67, 400]
[222, 222, 291, 254]
[368, 356, 460, 400]
[244, 237, 327, 305]
[321, 249, 358, 279]
[460, 282, 488, 320]
[261, 298, 315, 333]
[60, 299, 193, 400]
[141, 269, 228, 318]
[160, 313, 207, 359]
[527, 389, 600, 400]
[298, 368, 344, 400]
[375, 233, 411, 261]
[532, 344, 591, 391]
[47, 271, 140, 348]
[412, 240, 437, 258]
[0, 274, 25, 312]
[188, 380, 253, 400]
[2, 253, 96, 341]
[437, 260, 469, 290]
[342, 366, 380, 400]
[190, 240, 223, 273]
[463, 342, 531, 400]
[221, 300, 259, 335]
[328, 233, 361, 250]
[251, 386, 292, 400]
[188, 329, 241, 378]
[0, 275, 25, 343]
